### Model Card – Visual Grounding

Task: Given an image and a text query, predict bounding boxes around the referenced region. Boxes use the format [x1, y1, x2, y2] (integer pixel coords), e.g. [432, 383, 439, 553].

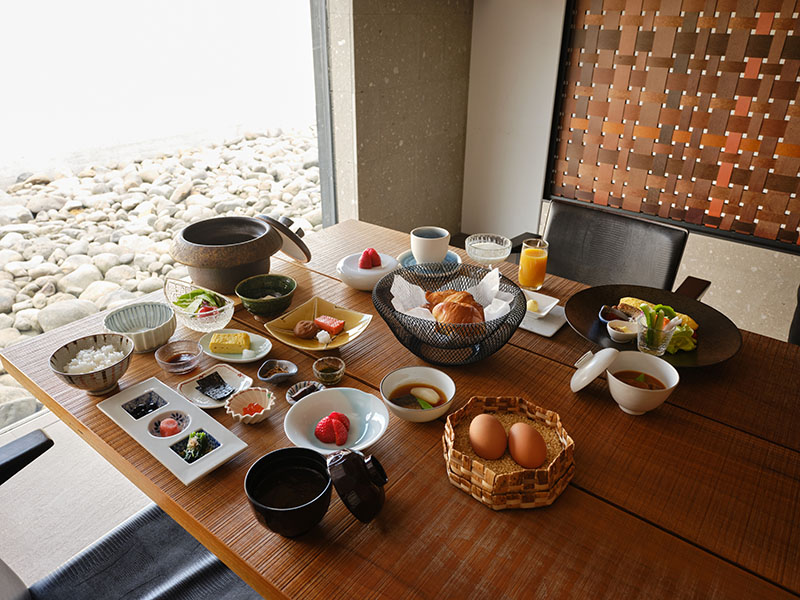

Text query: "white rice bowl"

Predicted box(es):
[65, 345, 126, 374]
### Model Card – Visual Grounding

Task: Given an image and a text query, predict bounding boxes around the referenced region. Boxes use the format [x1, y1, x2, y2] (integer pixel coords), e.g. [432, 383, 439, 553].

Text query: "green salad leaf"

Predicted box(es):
[667, 324, 696, 354]
[173, 289, 224, 311]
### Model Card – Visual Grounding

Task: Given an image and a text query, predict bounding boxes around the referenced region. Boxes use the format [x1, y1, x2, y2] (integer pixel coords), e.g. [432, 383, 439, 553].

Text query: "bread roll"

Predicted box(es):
[432, 301, 484, 324]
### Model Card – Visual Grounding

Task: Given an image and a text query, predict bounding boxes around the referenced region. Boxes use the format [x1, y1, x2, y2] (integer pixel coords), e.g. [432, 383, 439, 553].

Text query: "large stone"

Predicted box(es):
[169, 179, 193, 203]
[38, 299, 98, 332]
[0, 249, 23, 269]
[57, 263, 102, 295]
[0, 205, 33, 226]
[0, 328, 22, 348]
[0, 387, 38, 429]
[137, 277, 163, 293]
[0, 314, 13, 329]
[26, 194, 67, 214]
[117, 234, 152, 253]
[104, 264, 137, 284]
[28, 262, 62, 278]
[0, 232, 25, 249]
[92, 252, 121, 274]
[96, 289, 138, 311]
[61, 254, 92, 273]
[14, 308, 41, 333]
[22, 239, 57, 260]
[65, 239, 90, 256]
[79, 280, 121, 303]
[0, 288, 15, 313]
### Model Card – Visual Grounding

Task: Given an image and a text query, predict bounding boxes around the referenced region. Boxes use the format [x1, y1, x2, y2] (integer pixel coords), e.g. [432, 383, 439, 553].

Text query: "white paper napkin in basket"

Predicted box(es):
[389, 268, 513, 321]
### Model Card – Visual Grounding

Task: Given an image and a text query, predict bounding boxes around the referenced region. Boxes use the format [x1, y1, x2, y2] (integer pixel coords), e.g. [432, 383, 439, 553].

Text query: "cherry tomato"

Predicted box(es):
[198, 305, 215, 316]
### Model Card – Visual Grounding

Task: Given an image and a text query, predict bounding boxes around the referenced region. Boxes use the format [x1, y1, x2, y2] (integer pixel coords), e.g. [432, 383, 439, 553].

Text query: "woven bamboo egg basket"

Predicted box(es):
[443, 396, 575, 510]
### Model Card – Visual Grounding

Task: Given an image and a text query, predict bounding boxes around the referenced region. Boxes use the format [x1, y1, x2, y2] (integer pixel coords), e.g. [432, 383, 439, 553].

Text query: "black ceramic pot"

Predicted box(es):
[244, 447, 332, 538]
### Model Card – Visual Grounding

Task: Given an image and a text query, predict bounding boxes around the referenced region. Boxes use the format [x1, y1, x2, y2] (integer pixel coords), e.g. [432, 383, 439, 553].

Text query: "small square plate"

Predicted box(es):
[178, 364, 253, 409]
[519, 305, 567, 338]
[264, 296, 372, 351]
[98, 378, 247, 485]
[522, 290, 559, 319]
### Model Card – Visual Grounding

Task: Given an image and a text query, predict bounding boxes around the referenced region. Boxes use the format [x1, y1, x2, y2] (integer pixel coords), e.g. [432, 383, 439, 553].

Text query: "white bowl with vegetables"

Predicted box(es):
[379, 366, 456, 423]
[164, 278, 234, 333]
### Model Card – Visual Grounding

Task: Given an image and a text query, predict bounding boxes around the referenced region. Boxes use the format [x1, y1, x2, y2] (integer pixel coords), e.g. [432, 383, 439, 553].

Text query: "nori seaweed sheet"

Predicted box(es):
[196, 371, 235, 401]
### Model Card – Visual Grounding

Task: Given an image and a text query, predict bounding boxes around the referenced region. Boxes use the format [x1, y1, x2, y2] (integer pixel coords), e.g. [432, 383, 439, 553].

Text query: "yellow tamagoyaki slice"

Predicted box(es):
[618, 297, 698, 330]
[208, 332, 250, 353]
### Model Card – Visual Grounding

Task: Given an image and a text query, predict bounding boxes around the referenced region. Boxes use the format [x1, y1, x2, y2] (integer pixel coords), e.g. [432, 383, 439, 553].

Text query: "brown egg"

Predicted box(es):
[508, 422, 547, 469]
[468, 414, 507, 460]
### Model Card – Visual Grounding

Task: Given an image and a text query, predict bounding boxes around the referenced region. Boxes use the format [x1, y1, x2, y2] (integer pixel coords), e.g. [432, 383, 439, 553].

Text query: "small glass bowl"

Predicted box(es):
[465, 233, 512, 269]
[155, 341, 202, 374]
[313, 357, 345, 386]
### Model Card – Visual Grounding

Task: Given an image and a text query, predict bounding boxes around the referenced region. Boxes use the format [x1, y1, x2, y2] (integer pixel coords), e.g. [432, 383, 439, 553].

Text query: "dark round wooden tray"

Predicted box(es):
[564, 284, 742, 368]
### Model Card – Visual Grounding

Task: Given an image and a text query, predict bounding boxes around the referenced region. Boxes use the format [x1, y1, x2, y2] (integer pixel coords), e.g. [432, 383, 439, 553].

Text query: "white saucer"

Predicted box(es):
[198, 328, 272, 363]
[397, 249, 462, 268]
[519, 305, 567, 337]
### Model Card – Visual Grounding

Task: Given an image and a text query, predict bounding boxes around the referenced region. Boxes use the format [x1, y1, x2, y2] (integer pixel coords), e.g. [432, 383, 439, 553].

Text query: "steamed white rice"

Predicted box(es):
[65, 345, 125, 374]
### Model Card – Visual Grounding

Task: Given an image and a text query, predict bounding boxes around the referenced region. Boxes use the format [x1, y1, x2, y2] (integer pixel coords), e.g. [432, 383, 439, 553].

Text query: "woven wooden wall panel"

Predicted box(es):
[551, 0, 800, 249]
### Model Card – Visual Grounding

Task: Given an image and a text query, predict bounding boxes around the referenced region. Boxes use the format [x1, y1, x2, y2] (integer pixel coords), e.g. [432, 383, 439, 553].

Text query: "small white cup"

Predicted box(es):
[410, 226, 450, 264]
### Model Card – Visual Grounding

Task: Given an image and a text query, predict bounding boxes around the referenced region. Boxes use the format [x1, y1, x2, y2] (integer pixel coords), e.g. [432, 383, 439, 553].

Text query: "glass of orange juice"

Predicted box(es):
[518, 239, 548, 290]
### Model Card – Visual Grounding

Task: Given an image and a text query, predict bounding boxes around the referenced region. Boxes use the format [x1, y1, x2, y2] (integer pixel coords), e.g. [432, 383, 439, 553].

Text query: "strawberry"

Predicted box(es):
[314, 416, 336, 444]
[358, 249, 372, 269]
[367, 247, 381, 267]
[329, 411, 350, 431]
[332, 417, 349, 445]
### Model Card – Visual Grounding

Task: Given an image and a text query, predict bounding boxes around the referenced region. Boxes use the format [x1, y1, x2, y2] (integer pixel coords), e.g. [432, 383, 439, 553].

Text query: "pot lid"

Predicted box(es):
[570, 348, 619, 393]
[326, 449, 387, 523]
[259, 215, 312, 263]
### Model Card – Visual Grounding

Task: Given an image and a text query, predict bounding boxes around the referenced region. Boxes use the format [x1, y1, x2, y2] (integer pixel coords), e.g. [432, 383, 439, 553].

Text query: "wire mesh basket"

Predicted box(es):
[372, 263, 526, 366]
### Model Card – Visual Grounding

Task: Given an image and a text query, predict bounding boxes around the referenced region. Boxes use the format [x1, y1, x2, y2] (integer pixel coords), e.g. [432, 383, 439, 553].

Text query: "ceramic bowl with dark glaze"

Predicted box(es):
[235, 274, 297, 318]
[170, 216, 283, 293]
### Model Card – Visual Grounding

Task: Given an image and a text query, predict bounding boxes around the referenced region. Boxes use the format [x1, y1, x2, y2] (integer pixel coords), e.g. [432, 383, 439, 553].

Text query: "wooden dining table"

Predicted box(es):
[2, 219, 798, 599]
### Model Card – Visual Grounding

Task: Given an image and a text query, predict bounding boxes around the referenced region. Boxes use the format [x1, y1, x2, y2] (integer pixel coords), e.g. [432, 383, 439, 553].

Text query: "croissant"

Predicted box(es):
[425, 289, 458, 309]
[432, 301, 484, 324]
[442, 291, 485, 320]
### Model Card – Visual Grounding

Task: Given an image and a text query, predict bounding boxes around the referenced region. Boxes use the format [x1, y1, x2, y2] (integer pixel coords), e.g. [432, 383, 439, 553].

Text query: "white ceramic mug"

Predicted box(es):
[410, 226, 450, 264]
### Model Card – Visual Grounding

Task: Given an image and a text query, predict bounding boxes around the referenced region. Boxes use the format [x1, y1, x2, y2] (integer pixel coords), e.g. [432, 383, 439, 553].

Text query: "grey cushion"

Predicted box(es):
[29, 504, 261, 600]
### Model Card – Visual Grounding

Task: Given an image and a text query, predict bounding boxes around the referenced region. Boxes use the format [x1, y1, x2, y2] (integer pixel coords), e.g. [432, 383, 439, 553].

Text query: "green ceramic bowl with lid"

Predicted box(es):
[235, 274, 297, 318]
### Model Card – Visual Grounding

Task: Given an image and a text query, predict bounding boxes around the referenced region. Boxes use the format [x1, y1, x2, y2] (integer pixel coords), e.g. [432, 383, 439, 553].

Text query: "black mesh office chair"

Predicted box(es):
[542, 199, 689, 290]
[0, 430, 260, 600]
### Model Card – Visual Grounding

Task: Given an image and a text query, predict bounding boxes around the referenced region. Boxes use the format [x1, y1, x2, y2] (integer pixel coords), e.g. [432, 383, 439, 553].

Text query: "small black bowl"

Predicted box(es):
[235, 274, 296, 318]
[244, 447, 332, 538]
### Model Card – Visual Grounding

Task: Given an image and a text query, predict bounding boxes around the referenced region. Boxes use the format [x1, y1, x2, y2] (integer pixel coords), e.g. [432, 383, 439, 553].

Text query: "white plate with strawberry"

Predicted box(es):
[283, 387, 389, 454]
[336, 248, 399, 291]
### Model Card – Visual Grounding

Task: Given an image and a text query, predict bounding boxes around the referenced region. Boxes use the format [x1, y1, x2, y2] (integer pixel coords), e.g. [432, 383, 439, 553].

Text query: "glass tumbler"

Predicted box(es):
[518, 239, 548, 290]
[636, 316, 676, 356]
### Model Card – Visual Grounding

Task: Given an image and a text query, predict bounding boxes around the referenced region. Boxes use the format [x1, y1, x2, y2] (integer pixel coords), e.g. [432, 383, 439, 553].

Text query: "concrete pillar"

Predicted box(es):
[328, 0, 473, 234]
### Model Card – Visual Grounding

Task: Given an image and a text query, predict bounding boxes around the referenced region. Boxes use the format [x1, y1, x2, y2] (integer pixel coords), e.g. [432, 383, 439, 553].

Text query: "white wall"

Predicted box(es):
[0, 1, 316, 182]
[461, 0, 566, 237]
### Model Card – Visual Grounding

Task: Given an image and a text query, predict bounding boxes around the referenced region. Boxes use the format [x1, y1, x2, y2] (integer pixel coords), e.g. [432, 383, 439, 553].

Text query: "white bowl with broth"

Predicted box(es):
[379, 366, 456, 423]
[606, 351, 679, 415]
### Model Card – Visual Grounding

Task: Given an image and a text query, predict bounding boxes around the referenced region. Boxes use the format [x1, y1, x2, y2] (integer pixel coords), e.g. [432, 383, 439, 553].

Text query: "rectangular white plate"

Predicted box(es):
[98, 378, 247, 485]
[519, 305, 567, 338]
[522, 290, 559, 318]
